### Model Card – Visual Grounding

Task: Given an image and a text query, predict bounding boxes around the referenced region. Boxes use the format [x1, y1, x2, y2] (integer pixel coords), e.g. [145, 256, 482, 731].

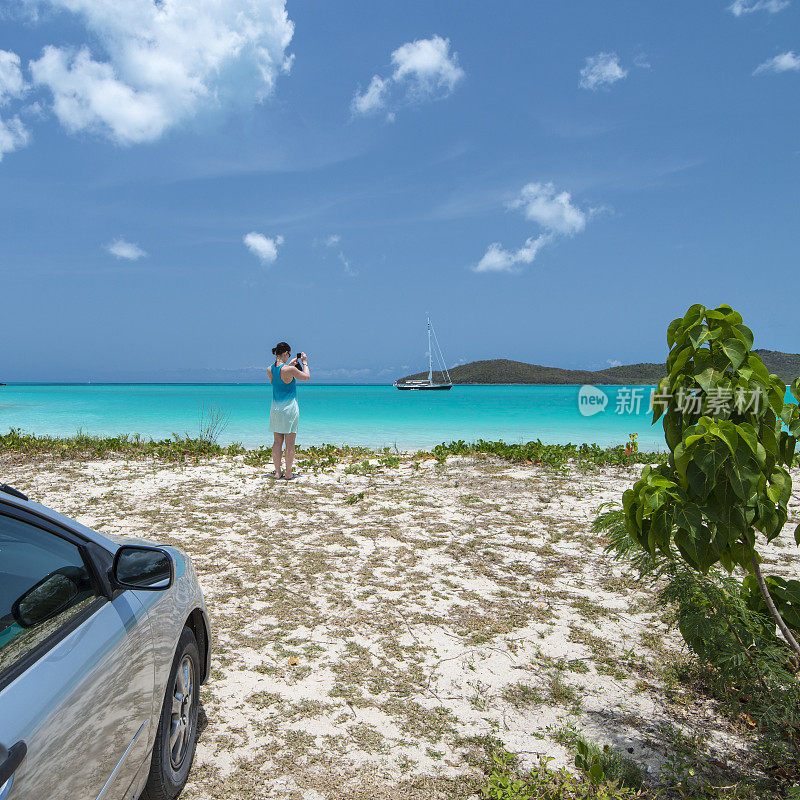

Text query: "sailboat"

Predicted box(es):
[394, 316, 453, 391]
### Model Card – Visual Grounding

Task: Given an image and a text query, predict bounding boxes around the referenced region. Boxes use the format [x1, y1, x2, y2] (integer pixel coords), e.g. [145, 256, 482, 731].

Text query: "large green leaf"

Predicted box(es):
[779, 433, 796, 468]
[754, 499, 782, 541]
[667, 317, 682, 348]
[674, 502, 702, 536]
[733, 323, 754, 350]
[683, 304, 705, 327]
[747, 354, 770, 383]
[663, 412, 683, 450]
[767, 467, 791, 507]
[693, 438, 729, 479]
[689, 325, 712, 351]
[725, 446, 761, 501]
[686, 460, 716, 499]
[736, 422, 764, 462]
[667, 346, 692, 377]
[675, 524, 717, 572]
[721, 338, 747, 370]
[695, 368, 717, 394]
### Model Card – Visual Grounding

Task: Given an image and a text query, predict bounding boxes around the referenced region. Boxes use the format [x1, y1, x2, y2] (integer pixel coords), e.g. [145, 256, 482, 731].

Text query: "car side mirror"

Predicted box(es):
[112, 546, 173, 591]
[12, 567, 85, 628]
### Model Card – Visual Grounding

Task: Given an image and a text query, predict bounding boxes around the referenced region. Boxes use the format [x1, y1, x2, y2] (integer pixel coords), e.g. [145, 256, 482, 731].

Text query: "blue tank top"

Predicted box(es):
[271, 362, 297, 403]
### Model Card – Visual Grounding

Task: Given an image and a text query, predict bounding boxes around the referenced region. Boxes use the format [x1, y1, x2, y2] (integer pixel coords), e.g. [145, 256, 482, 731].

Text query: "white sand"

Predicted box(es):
[5, 451, 799, 799]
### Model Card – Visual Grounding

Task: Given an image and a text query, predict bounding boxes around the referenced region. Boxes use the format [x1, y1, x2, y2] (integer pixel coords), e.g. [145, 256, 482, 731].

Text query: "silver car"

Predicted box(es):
[0, 483, 211, 800]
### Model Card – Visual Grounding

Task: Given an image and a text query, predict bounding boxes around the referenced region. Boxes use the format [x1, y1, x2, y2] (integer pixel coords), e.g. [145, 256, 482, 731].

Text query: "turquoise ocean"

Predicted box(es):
[0, 383, 667, 451]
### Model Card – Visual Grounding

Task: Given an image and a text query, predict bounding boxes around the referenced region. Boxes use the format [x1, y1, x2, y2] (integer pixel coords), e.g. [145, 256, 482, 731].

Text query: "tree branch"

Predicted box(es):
[751, 554, 800, 660]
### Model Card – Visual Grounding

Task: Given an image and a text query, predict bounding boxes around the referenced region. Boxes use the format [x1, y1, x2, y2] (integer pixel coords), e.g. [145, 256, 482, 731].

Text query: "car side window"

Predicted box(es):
[0, 514, 101, 674]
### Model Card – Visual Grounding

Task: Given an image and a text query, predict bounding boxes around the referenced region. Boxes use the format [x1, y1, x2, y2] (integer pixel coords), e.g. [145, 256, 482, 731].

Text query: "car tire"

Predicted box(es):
[141, 627, 201, 800]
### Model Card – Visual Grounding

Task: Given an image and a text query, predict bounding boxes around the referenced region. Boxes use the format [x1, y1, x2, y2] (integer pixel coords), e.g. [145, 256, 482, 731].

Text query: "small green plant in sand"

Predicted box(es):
[553, 724, 643, 790]
[477, 740, 643, 800]
[344, 458, 376, 475]
[196, 403, 229, 445]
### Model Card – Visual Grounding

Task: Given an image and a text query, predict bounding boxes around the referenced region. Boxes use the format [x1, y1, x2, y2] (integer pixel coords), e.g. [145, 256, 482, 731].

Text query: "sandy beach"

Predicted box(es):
[5, 450, 800, 799]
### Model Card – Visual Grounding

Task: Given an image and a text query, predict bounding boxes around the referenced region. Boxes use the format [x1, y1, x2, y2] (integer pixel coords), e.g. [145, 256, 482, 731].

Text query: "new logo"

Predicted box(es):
[578, 385, 608, 417]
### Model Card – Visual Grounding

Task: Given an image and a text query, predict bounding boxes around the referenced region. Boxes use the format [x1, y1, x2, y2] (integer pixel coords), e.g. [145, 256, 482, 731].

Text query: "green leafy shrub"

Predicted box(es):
[597, 302, 800, 779]
[621, 304, 800, 651]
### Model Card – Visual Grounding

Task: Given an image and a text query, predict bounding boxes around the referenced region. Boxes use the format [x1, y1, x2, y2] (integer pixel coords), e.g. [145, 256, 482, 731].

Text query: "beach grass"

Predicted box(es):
[0, 426, 666, 470]
[0, 426, 245, 461]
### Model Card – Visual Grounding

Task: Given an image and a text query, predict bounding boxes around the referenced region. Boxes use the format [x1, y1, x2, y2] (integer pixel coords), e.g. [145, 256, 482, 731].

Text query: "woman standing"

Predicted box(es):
[267, 342, 310, 479]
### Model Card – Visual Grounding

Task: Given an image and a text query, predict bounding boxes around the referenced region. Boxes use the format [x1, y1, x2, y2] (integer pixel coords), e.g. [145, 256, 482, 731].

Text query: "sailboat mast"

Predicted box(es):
[427, 316, 433, 383]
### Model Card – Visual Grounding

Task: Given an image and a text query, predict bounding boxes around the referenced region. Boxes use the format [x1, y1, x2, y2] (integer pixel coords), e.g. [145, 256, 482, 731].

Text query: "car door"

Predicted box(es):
[0, 508, 155, 800]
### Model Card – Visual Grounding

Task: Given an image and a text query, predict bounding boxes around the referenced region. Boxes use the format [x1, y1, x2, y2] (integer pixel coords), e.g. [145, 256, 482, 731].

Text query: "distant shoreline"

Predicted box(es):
[399, 351, 800, 386]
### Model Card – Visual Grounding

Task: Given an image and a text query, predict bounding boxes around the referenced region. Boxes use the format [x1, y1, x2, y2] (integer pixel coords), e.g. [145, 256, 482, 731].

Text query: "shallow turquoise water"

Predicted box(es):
[0, 383, 669, 451]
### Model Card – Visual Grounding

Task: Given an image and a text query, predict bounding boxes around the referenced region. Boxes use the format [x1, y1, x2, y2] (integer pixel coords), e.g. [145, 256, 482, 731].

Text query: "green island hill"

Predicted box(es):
[398, 349, 800, 386]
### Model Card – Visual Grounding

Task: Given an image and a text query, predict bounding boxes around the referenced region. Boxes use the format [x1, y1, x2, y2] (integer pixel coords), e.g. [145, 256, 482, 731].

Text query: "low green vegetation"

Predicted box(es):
[477, 739, 644, 800]
[431, 438, 666, 470]
[551, 725, 642, 790]
[477, 734, 793, 799]
[0, 426, 246, 462]
[0, 427, 665, 471]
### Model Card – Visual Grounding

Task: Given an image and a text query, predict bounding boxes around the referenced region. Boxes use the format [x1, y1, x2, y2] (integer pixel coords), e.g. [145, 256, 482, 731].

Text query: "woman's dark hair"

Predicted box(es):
[271, 341, 291, 356]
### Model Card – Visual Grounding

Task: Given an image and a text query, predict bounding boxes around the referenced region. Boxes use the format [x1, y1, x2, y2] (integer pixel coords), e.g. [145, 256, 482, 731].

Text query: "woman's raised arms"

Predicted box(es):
[282, 354, 310, 382]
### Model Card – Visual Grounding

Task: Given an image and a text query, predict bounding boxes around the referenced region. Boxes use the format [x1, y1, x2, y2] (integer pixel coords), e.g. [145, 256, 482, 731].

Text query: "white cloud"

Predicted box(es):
[321, 233, 356, 276]
[473, 235, 550, 274]
[579, 52, 627, 90]
[351, 75, 388, 116]
[244, 232, 283, 265]
[352, 35, 464, 118]
[0, 115, 29, 161]
[106, 237, 147, 260]
[0, 50, 26, 101]
[391, 36, 464, 97]
[509, 182, 587, 236]
[754, 51, 800, 74]
[0, 50, 30, 161]
[338, 251, 357, 277]
[729, 0, 790, 15]
[28, 0, 294, 145]
[473, 182, 591, 275]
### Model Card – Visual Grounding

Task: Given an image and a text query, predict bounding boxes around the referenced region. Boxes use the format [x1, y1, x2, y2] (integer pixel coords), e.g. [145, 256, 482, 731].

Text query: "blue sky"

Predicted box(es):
[1, 0, 798, 382]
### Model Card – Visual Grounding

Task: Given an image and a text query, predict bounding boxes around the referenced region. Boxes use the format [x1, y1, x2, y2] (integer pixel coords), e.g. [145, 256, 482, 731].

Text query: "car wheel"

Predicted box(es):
[141, 627, 201, 800]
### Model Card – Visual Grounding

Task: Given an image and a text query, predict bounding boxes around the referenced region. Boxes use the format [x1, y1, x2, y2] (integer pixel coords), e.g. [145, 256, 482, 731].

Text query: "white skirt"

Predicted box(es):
[269, 398, 299, 434]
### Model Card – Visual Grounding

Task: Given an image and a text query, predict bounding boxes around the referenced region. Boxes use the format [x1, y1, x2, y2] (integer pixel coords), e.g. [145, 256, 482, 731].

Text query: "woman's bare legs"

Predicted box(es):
[284, 433, 296, 478]
[272, 433, 284, 477]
